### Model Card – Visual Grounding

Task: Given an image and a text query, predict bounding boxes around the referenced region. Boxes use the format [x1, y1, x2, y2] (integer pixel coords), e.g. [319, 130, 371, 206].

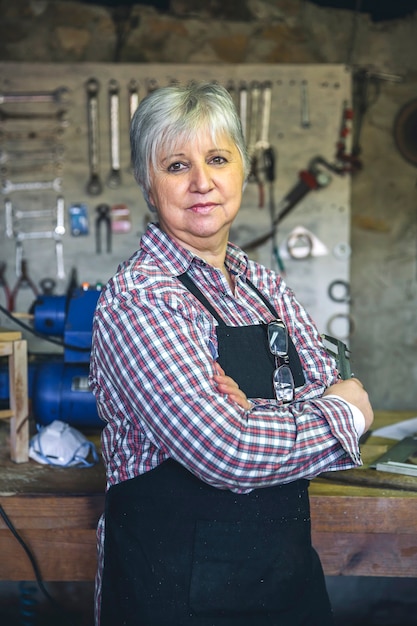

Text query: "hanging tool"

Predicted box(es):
[300, 80, 310, 129]
[2, 177, 62, 194]
[128, 79, 140, 119]
[264, 146, 284, 273]
[0, 145, 64, 166]
[95, 203, 112, 254]
[239, 81, 248, 142]
[0, 86, 69, 105]
[243, 156, 332, 251]
[286, 231, 313, 260]
[107, 79, 122, 188]
[247, 81, 273, 209]
[9, 259, 39, 312]
[0, 126, 65, 142]
[39, 277, 56, 295]
[85, 77, 102, 196]
[6, 196, 66, 279]
[0, 108, 69, 126]
[146, 78, 159, 94]
[328, 279, 351, 303]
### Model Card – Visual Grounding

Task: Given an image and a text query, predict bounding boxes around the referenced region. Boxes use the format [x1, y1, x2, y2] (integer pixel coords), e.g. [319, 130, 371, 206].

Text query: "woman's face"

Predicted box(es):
[148, 127, 245, 256]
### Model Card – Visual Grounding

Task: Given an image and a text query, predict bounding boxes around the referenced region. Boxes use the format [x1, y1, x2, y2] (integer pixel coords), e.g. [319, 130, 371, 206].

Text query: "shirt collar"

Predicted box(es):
[140, 223, 249, 278]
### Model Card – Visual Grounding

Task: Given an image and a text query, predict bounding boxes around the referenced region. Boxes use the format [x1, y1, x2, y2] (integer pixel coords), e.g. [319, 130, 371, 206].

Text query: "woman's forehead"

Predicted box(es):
[156, 128, 236, 158]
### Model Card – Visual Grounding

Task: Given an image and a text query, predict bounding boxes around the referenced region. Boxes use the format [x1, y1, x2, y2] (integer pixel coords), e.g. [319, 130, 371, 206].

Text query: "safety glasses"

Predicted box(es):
[268, 320, 295, 403]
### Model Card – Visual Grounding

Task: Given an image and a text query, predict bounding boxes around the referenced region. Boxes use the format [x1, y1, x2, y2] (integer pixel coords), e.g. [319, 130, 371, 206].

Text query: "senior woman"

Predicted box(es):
[89, 81, 373, 626]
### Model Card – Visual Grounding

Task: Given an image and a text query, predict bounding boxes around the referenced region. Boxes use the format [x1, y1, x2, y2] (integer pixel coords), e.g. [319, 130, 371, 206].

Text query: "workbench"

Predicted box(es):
[0, 411, 416, 581]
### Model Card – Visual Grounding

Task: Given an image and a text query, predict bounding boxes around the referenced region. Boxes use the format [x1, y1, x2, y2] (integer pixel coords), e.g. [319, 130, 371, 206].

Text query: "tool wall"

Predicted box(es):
[0, 63, 352, 342]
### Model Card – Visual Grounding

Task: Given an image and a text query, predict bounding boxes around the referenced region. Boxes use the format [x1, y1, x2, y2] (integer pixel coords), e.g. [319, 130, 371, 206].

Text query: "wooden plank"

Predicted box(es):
[0, 494, 103, 581]
[312, 530, 417, 577]
[0, 329, 22, 341]
[0, 528, 98, 581]
[9, 339, 29, 463]
[0, 495, 104, 530]
[310, 494, 417, 534]
[0, 326, 22, 341]
[0, 344, 13, 357]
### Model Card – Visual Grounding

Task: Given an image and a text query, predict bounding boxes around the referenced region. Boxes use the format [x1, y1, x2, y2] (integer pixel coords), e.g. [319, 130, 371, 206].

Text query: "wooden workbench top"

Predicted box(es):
[0, 410, 416, 498]
[1, 410, 417, 581]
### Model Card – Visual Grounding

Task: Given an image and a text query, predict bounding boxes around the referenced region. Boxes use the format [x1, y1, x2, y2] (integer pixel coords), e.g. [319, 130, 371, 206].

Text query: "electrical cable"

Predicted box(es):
[0, 302, 90, 352]
[0, 504, 76, 625]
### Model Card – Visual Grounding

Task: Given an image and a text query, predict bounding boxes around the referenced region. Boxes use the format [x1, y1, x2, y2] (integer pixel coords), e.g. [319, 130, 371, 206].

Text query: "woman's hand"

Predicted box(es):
[213, 363, 252, 411]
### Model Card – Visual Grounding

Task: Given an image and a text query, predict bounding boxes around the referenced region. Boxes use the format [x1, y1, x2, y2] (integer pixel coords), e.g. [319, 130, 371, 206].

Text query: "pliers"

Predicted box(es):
[95, 203, 112, 254]
[9, 259, 39, 312]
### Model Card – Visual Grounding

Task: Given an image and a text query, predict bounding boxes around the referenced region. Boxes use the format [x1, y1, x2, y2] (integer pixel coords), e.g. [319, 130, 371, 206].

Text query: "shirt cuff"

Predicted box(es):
[324, 394, 366, 438]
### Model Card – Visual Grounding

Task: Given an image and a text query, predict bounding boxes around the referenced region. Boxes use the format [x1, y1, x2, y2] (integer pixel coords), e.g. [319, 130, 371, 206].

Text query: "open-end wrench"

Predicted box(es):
[248, 81, 261, 155]
[257, 80, 272, 150]
[0, 145, 65, 166]
[128, 79, 140, 119]
[7, 195, 65, 239]
[0, 86, 69, 105]
[0, 108, 69, 126]
[5, 197, 13, 237]
[146, 78, 159, 94]
[0, 127, 64, 141]
[300, 80, 310, 129]
[85, 77, 102, 196]
[2, 161, 63, 178]
[239, 81, 248, 142]
[55, 238, 65, 279]
[2, 177, 62, 194]
[107, 79, 122, 189]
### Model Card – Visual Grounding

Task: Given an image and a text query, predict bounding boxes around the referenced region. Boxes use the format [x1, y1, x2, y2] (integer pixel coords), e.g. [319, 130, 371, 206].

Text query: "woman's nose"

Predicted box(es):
[190, 163, 212, 192]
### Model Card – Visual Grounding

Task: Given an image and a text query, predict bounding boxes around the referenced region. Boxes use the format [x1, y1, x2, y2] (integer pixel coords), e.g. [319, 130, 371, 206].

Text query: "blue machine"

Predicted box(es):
[31, 286, 102, 428]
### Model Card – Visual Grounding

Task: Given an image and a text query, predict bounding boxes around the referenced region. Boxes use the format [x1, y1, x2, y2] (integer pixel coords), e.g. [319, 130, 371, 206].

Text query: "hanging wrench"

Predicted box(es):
[128, 79, 140, 119]
[248, 81, 261, 155]
[2, 177, 62, 194]
[0, 108, 69, 126]
[85, 77, 102, 196]
[107, 79, 122, 189]
[0, 145, 65, 166]
[0, 127, 64, 141]
[300, 80, 310, 129]
[146, 78, 159, 94]
[5, 197, 13, 237]
[239, 81, 248, 142]
[55, 238, 65, 279]
[257, 81, 272, 150]
[0, 86, 69, 105]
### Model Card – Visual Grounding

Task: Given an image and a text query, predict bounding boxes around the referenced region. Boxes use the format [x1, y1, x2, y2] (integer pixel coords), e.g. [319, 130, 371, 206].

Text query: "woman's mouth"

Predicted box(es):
[188, 203, 217, 214]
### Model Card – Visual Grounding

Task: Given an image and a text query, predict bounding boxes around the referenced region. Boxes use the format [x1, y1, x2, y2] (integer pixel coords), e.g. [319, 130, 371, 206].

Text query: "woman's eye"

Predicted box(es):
[211, 155, 227, 165]
[167, 161, 186, 172]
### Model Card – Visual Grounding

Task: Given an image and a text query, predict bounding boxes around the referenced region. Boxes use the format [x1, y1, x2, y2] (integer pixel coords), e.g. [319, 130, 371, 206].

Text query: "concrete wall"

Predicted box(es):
[1, 0, 417, 412]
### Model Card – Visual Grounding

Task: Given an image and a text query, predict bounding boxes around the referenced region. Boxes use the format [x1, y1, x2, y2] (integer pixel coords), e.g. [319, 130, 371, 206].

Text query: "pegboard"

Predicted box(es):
[0, 62, 352, 343]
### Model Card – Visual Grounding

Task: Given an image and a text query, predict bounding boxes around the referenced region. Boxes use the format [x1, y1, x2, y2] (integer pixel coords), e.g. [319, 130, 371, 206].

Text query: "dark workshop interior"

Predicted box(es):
[1, 0, 417, 624]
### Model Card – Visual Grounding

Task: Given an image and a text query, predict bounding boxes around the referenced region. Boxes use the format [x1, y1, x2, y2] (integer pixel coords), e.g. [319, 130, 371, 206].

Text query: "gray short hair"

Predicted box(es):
[130, 81, 250, 211]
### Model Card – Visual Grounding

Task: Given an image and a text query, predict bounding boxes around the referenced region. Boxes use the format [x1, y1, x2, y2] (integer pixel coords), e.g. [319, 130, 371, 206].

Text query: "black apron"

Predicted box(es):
[100, 275, 333, 626]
